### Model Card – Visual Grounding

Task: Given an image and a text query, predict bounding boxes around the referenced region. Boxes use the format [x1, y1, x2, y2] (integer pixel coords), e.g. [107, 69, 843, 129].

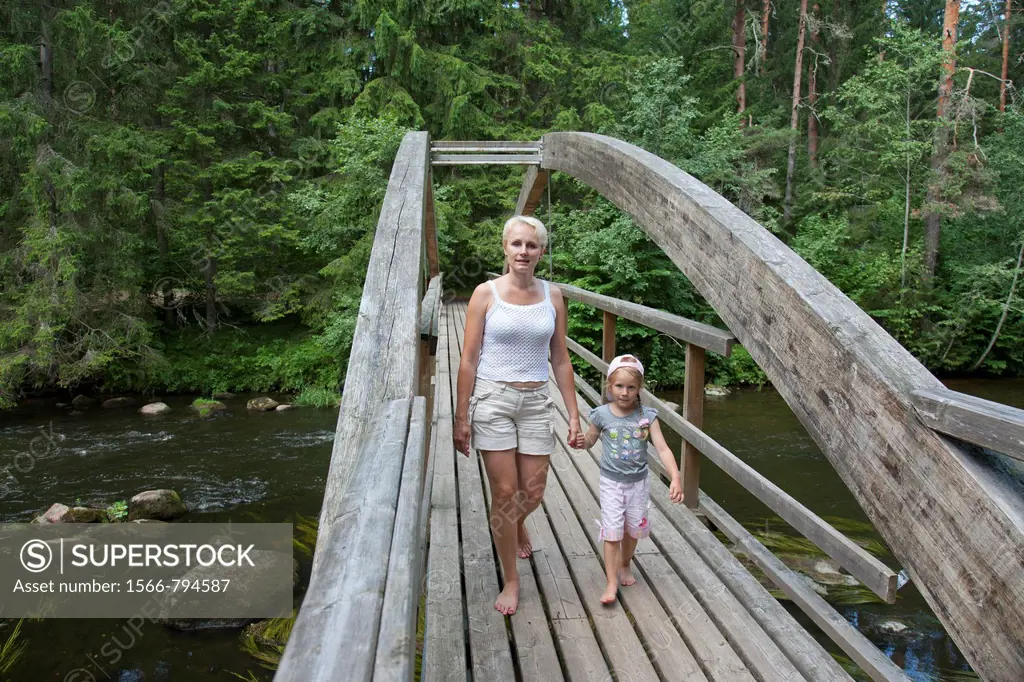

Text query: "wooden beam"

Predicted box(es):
[315, 131, 427, 563]
[565, 336, 898, 603]
[911, 387, 1024, 462]
[431, 140, 540, 152]
[486, 273, 734, 355]
[374, 397, 429, 682]
[432, 153, 540, 165]
[602, 311, 616, 363]
[276, 399, 412, 681]
[699, 494, 912, 682]
[682, 344, 705, 509]
[541, 131, 1024, 677]
[422, 307, 467, 682]
[420, 274, 443, 341]
[515, 165, 549, 216]
[424, 169, 439, 278]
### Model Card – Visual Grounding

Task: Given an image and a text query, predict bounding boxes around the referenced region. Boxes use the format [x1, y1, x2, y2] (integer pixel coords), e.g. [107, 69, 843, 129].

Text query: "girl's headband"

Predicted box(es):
[607, 355, 644, 377]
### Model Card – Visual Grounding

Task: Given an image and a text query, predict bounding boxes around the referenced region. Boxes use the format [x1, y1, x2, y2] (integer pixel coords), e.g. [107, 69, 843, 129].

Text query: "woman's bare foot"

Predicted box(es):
[495, 580, 520, 615]
[517, 523, 532, 559]
[618, 566, 636, 586]
[600, 582, 618, 605]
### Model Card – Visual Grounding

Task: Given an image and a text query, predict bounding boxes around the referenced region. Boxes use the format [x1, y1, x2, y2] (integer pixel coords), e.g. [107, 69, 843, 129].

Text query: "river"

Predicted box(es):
[0, 378, 1020, 681]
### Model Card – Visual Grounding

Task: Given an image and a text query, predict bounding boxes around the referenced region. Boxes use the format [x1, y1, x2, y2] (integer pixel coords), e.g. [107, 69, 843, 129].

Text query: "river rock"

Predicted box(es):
[103, 397, 136, 409]
[191, 400, 226, 418]
[877, 620, 909, 634]
[275, 404, 295, 411]
[128, 490, 186, 521]
[130, 519, 166, 524]
[155, 550, 293, 631]
[63, 507, 108, 523]
[55, 402, 69, 409]
[33, 503, 70, 524]
[247, 397, 279, 411]
[69, 410, 84, 416]
[140, 402, 171, 416]
[212, 391, 235, 399]
[663, 400, 680, 411]
[704, 384, 731, 397]
[71, 395, 96, 408]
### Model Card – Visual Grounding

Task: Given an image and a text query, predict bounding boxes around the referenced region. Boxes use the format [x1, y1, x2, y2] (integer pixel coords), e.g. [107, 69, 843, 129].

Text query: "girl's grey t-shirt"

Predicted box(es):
[589, 404, 659, 482]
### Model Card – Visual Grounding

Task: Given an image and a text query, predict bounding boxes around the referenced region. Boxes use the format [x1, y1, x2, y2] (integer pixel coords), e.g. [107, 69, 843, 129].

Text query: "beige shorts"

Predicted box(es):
[469, 378, 555, 455]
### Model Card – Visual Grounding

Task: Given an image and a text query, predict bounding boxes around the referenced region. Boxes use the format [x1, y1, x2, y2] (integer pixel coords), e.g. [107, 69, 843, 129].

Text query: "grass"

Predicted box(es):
[0, 620, 27, 676]
[191, 397, 224, 418]
[293, 386, 340, 408]
[291, 513, 318, 559]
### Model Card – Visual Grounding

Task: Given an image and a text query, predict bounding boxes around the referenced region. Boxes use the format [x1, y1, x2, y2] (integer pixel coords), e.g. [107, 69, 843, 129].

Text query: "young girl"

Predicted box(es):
[578, 354, 684, 604]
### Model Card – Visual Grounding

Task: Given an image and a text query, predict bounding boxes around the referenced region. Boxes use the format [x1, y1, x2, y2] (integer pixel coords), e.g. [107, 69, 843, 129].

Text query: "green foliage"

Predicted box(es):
[2, 0, 1024, 409]
[234, 611, 296, 673]
[105, 500, 128, 522]
[0, 619, 28, 676]
[291, 513, 319, 559]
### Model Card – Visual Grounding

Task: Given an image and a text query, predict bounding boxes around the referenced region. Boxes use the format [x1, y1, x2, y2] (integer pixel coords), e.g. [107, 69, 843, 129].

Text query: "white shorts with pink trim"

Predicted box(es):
[598, 474, 651, 542]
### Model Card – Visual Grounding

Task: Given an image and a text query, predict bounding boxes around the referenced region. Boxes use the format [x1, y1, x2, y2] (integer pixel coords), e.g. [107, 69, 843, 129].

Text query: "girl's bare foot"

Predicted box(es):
[495, 580, 520, 615]
[517, 523, 532, 559]
[600, 583, 618, 605]
[618, 566, 636, 586]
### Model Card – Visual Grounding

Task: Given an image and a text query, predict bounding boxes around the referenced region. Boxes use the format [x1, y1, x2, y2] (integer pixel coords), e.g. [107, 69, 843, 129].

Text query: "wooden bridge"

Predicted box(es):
[273, 133, 1024, 682]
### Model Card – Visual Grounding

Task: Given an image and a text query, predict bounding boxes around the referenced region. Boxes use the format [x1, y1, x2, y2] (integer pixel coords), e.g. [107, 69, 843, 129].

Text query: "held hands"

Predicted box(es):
[454, 417, 471, 457]
[567, 418, 586, 450]
[668, 475, 684, 504]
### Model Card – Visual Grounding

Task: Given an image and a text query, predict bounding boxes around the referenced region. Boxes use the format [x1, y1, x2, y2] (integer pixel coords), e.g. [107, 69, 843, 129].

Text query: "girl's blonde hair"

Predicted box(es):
[503, 215, 548, 248]
[603, 366, 645, 411]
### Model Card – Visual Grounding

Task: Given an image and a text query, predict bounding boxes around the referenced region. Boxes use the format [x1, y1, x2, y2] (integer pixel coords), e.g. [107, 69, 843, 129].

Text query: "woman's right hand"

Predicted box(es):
[454, 417, 471, 457]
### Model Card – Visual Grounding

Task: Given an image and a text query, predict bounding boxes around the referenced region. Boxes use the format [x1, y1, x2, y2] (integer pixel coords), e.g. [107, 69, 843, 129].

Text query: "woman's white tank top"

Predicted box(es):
[475, 280, 556, 382]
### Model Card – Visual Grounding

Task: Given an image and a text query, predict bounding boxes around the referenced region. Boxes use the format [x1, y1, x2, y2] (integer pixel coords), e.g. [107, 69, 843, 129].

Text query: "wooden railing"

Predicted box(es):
[542, 289, 905, 680]
[517, 131, 1024, 680]
[486, 272, 899, 602]
[275, 131, 439, 680]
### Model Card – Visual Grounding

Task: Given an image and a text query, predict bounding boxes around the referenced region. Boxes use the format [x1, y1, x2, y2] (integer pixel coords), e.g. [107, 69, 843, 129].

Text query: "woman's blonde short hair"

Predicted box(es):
[503, 215, 548, 248]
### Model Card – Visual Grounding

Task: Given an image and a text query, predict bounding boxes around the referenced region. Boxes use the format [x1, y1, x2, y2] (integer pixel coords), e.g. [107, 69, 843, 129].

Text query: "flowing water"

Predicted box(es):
[0, 379, 1020, 681]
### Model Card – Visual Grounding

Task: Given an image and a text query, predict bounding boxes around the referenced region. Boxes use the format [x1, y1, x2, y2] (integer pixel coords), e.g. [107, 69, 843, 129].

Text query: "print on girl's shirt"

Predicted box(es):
[609, 423, 647, 463]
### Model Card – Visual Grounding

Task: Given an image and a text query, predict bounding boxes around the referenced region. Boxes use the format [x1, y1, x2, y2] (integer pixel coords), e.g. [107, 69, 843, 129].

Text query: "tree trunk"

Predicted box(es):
[760, 0, 770, 74]
[784, 0, 810, 224]
[807, 3, 821, 167]
[40, 20, 53, 100]
[1001, 0, 1012, 114]
[901, 83, 912, 291]
[153, 163, 174, 325]
[972, 239, 1024, 370]
[201, 178, 218, 333]
[733, 3, 747, 118]
[204, 255, 218, 333]
[923, 0, 960, 281]
[828, 0, 842, 91]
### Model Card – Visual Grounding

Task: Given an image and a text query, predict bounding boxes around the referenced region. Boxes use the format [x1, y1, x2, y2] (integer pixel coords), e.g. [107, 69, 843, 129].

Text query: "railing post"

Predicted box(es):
[682, 343, 705, 509]
[602, 311, 616, 363]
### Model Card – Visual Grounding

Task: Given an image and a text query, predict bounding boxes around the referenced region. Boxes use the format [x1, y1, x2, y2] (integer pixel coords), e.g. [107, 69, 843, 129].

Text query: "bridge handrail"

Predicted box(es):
[566, 337, 898, 603]
[911, 387, 1024, 462]
[525, 132, 1024, 678]
[275, 397, 427, 680]
[275, 131, 435, 680]
[486, 272, 735, 356]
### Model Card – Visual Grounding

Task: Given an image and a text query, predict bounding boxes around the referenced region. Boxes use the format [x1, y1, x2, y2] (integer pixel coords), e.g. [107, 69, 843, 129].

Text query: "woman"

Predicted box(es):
[453, 215, 582, 616]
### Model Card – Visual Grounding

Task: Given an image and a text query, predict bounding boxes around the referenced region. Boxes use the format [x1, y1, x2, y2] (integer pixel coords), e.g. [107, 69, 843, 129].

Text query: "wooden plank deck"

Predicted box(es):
[424, 301, 857, 681]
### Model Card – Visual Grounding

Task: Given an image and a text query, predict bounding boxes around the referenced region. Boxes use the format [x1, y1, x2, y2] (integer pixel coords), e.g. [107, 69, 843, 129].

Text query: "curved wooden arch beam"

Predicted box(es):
[540, 132, 1024, 679]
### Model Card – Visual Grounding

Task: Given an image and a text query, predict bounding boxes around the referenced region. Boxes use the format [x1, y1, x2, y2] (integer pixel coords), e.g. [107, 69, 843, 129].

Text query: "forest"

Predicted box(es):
[2, 0, 1023, 408]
